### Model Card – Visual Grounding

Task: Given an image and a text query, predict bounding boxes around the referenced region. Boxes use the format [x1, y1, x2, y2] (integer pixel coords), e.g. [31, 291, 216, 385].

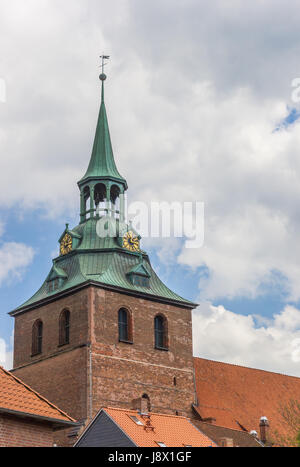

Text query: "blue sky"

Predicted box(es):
[3, 0, 300, 376]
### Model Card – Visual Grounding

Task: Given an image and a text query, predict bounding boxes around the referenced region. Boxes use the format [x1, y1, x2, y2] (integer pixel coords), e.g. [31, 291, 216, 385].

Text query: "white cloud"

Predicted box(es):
[0, 338, 12, 370]
[0, 242, 35, 285]
[4, 350, 12, 370]
[193, 303, 300, 377]
[174, 89, 300, 301]
[0, 339, 5, 366]
[1, 0, 300, 302]
[0, 235, 34, 371]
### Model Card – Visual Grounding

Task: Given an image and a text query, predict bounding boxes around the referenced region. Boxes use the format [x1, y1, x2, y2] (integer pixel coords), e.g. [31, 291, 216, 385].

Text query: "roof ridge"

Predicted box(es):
[194, 356, 300, 380]
[0, 366, 75, 422]
[105, 406, 188, 419]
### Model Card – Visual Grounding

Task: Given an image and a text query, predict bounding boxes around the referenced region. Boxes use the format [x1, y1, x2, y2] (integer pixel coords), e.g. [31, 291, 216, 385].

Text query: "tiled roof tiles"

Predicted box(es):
[0, 366, 75, 424]
[104, 407, 217, 447]
[194, 357, 300, 443]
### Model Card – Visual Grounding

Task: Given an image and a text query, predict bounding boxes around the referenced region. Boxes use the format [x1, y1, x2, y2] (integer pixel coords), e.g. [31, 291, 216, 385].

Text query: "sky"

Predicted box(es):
[2, 0, 300, 375]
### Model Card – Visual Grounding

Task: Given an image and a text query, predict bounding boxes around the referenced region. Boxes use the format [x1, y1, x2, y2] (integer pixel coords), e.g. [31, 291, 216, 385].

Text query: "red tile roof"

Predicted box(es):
[104, 408, 217, 447]
[193, 405, 247, 431]
[0, 366, 75, 424]
[194, 357, 300, 444]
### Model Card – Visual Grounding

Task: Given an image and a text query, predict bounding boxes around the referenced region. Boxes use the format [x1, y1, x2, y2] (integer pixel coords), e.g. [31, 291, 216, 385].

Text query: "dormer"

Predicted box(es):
[46, 264, 68, 293]
[127, 262, 151, 288]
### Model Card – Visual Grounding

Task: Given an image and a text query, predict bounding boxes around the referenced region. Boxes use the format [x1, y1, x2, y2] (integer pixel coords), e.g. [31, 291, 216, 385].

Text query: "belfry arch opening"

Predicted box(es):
[94, 183, 106, 217]
[110, 185, 121, 218]
[83, 186, 90, 219]
[110, 185, 120, 204]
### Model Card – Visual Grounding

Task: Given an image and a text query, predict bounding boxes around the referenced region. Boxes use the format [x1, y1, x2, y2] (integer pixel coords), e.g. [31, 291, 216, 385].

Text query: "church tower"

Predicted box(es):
[10, 68, 197, 443]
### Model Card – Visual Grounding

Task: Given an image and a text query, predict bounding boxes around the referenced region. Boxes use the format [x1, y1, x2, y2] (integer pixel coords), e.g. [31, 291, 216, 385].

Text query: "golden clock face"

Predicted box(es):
[60, 233, 73, 256]
[123, 231, 140, 252]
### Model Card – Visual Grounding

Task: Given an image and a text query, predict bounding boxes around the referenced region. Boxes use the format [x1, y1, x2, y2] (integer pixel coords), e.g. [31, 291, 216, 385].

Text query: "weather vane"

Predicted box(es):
[100, 55, 110, 81]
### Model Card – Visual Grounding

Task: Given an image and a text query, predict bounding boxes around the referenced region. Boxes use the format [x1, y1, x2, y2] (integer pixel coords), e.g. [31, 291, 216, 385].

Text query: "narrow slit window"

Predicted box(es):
[32, 320, 43, 356]
[59, 310, 70, 346]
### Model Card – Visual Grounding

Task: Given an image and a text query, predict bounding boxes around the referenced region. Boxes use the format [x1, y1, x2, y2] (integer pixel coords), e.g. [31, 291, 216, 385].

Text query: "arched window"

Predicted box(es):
[59, 310, 70, 346]
[118, 308, 132, 343]
[110, 185, 120, 204]
[94, 183, 107, 217]
[154, 315, 168, 350]
[32, 320, 43, 356]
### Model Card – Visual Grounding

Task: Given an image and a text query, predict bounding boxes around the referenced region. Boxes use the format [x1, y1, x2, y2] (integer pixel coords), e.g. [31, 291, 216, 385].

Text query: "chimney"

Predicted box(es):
[131, 395, 150, 415]
[219, 437, 234, 448]
[259, 416, 269, 444]
[141, 395, 149, 415]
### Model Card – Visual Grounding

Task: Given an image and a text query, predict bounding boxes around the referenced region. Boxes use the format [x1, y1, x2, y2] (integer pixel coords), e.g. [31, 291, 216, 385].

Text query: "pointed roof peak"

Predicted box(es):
[79, 70, 127, 189]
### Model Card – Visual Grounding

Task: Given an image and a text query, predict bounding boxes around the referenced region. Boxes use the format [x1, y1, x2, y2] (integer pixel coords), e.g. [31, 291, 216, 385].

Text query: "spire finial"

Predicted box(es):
[99, 55, 110, 103]
[99, 54, 110, 82]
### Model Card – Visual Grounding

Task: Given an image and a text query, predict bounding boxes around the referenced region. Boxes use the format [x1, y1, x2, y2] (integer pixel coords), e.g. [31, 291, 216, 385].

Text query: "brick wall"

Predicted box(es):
[13, 346, 89, 422]
[90, 288, 196, 418]
[0, 414, 54, 447]
[13, 289, 90, 369]
[12, 288, 90, 423]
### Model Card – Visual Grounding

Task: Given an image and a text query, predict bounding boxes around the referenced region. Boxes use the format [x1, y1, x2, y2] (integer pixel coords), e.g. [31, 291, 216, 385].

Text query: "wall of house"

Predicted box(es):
[0, 414, 54, 447]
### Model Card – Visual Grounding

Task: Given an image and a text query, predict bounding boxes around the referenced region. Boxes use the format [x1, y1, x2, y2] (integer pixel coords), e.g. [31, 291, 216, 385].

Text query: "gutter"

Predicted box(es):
[0, 407, 79, 431]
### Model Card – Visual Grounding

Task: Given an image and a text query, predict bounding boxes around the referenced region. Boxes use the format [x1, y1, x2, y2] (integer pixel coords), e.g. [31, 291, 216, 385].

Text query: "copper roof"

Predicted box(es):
[12, 219, 196, 315]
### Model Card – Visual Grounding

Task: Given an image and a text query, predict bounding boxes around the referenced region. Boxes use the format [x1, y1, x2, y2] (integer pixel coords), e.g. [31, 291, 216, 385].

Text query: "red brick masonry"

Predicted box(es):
[0, 414, 53, 447]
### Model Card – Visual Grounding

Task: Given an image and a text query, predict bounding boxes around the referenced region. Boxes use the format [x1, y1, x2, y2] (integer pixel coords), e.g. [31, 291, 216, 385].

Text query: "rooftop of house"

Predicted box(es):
[194, 357, 300, 445]
[192, 420, 263, 447]
[0, 366, 76, 428]
[83, 407, 217, 447]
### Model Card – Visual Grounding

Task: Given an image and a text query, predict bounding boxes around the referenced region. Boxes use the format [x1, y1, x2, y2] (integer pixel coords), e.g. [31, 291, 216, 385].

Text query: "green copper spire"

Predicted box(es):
[78, 64, 128, 223]
[11, 61, 197, 316]
[79, 74, 127, 188]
